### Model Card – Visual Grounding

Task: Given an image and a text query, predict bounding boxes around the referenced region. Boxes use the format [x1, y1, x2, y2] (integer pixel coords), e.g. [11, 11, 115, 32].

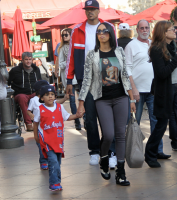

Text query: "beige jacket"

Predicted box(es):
[79, 47, 132, 101]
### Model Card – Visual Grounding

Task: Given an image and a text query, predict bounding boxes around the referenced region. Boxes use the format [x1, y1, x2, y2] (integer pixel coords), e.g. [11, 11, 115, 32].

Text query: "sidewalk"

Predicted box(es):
[0, 101, 177, 200]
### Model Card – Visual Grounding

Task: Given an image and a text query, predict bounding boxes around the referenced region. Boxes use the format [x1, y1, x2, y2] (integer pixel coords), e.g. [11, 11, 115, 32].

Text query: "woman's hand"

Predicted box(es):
[130, 102, 136, 113]
[77, 103, 85, 117]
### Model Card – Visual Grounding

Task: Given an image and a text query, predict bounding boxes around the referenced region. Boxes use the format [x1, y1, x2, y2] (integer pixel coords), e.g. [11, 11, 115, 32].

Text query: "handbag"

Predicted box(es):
[125, 112, 145, 168]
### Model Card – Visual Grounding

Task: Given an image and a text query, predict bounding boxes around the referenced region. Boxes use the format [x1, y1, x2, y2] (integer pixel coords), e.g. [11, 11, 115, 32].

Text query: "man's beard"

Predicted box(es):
[138, 31, 150, 40]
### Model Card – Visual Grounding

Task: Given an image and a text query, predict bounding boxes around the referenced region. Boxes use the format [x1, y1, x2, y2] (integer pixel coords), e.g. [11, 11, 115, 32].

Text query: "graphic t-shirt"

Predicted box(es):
[99, 49, 126, 100]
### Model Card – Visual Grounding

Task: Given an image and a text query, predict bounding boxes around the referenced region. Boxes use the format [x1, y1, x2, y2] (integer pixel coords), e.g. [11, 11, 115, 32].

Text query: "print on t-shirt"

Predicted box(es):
[100, 57, 120, 86]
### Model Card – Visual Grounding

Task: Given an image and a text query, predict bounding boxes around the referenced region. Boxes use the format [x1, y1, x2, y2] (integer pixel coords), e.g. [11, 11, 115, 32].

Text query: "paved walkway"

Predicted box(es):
[0, 101, 177, 200]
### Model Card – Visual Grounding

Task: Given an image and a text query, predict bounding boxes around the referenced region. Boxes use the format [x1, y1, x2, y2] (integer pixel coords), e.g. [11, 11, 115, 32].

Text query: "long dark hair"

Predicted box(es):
[95, 22, 116, 52]
[149, 21, 172, 61]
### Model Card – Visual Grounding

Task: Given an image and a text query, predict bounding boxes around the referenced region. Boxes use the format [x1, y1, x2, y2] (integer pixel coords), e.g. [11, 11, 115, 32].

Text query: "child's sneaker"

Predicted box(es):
[40, 163, 48, 170]
[49, 183, 62, 191]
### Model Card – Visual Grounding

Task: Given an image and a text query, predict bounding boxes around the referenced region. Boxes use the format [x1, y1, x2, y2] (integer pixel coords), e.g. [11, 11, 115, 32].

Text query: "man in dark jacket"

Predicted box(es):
[8, 52, 41, 131]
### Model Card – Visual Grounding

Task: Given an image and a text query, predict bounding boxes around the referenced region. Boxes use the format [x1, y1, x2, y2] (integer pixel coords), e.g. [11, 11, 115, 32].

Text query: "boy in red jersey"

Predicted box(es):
[33, 85, 83, 191]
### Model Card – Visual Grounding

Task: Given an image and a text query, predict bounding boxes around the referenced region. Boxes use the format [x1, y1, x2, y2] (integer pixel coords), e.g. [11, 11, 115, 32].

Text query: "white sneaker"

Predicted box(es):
[89, 154, 100, 165]
[109, 153, 117, 169]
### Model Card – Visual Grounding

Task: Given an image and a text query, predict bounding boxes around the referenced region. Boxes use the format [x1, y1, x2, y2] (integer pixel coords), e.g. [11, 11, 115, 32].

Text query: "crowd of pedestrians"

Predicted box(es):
[1, 0, 177, 193]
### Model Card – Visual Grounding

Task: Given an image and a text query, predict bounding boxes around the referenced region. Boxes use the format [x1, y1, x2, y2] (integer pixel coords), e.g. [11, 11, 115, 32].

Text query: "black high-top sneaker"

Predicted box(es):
[115, 161, 130, 186]
[100, 155, 111, 180]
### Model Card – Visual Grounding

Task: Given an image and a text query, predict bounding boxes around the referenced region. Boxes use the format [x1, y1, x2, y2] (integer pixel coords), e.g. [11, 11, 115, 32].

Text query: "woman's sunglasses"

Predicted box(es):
[62, 34, 69, 37]
[96, 29, 109, 35]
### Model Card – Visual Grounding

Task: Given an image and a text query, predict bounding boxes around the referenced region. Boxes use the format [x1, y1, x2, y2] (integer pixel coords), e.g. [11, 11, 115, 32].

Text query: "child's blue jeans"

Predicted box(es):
[36, 142, 48, 164]
[46, 150, 62, 185]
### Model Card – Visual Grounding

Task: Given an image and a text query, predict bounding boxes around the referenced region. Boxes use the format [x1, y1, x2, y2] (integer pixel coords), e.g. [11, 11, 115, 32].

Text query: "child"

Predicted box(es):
[33, 85, 83, 191]
[27, 80, 68, 170]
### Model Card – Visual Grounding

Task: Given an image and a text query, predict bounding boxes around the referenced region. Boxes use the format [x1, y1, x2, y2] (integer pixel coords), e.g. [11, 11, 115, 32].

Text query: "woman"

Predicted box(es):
[78, 23, 136, 186]
[58, 28, 81, 130]
[145, 21, 177, 168]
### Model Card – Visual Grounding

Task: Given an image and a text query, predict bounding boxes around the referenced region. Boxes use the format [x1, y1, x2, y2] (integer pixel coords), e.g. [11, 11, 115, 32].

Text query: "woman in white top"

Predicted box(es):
[57, 28, 81, 130]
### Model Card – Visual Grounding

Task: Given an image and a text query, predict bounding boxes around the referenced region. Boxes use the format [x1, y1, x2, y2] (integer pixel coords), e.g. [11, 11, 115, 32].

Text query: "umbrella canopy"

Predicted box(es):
[1, 20, 14, 33]
[2, 14, 49, 31]
[41, 2, 126, 27]
[123, 0, 177, 26]
[11, 8, 30, 60]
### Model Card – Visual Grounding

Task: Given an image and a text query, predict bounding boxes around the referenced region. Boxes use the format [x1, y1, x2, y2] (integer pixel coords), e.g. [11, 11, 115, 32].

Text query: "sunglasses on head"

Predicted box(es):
[62, 34, 69, 37]
[96, 29, 109, 35]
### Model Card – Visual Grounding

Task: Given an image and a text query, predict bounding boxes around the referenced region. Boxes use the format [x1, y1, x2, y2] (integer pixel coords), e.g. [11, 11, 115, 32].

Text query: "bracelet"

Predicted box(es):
[130, 99, 136, 103]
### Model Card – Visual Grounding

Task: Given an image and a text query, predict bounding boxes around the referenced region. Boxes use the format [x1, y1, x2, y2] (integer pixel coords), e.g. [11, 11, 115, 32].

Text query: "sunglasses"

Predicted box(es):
[62, 34, 69, 37]
[96, 29, 109, 35]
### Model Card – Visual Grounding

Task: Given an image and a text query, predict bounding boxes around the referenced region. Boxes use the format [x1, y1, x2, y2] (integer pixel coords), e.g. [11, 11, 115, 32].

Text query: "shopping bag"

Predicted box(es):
[125, 112, 145, 168]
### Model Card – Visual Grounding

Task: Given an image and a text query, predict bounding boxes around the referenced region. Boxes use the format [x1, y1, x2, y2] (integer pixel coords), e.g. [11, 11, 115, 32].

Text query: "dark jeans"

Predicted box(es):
[84, 92, 100, 155]
[145, 117, 168, 162]
[169, 84, 177, 149]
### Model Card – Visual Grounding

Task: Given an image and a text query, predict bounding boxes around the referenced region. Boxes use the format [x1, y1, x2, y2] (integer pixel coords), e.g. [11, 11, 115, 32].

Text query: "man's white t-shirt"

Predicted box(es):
[85, 22, 100, 59]
[34, 103, 70, 123]
[124, 38, 154, 92]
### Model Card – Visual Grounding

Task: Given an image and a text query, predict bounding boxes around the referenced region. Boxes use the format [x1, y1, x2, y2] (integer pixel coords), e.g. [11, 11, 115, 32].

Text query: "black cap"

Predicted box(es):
[39, 85, 55, 103]
[33, 80, 49, 92]
[83, 0, 99, 9]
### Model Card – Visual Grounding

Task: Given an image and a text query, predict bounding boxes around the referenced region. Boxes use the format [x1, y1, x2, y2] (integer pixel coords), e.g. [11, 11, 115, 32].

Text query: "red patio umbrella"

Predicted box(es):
[41, 2, 126, 27]
[11, 8, 30, 60]
[123, 0, 177, 26]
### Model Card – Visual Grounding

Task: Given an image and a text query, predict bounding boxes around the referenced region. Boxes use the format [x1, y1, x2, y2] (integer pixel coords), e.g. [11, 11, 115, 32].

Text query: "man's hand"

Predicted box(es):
[64, 94, 69, 101]
[132, 87, 140, 102]
[130, 102, 136, 114]
[66, 85, 73, 95]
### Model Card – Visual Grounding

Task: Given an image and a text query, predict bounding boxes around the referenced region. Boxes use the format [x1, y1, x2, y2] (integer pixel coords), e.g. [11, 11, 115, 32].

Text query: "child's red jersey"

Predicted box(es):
[38, 103, 64, 158]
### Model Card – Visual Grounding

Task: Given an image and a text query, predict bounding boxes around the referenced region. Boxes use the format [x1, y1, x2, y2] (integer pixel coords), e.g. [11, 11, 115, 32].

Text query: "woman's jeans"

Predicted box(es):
[135, 93, 163, 154]
[46, 150, 62, 185]
[95, 96, 128, 160]
[169, 84, 177, 149]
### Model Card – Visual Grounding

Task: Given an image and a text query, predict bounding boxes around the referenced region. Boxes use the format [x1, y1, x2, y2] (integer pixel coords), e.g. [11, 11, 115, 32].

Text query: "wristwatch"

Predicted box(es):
[130, 99, 136, 103]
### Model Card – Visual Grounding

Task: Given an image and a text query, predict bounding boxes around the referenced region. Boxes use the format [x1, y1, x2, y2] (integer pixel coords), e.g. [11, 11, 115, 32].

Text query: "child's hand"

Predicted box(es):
[34, 134, 40, 144]
[76, 111, 84, 118]
[64, 94, 69, 101]
[30, 113, 34, 121]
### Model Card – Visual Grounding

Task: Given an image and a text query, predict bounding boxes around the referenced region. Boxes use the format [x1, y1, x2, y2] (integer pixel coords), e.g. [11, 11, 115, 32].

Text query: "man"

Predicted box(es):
[66, 0, 116, 167]
[8, 52, 41, 131]
[168, 7, 177, 151]
[124, 19, 170, 159]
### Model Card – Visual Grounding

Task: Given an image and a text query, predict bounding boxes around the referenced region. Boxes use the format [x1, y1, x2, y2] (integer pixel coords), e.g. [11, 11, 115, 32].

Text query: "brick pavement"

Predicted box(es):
[0, 100, 177, 200]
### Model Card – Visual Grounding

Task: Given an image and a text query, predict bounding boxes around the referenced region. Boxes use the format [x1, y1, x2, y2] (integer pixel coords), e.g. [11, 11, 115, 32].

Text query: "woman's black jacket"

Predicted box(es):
[150, 46, 177, 118]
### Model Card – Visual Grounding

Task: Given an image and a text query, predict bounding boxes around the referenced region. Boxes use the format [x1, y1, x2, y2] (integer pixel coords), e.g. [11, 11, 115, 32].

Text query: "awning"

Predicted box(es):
[1, 0, 105, 19]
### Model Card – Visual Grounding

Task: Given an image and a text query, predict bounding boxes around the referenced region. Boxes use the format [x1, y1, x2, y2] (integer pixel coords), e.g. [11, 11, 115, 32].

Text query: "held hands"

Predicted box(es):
[29, 113, 34, 121]
[66, 85, 74, 96]
[76, 105, 85, 118]
[130, 102, 136, 114]
[132, 87, 140, 102]
[64, 94, 69, 101]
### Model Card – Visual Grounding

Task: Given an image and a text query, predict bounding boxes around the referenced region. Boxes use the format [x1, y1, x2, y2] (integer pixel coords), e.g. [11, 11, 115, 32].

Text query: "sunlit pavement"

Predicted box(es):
[0, 101, 177, 200]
